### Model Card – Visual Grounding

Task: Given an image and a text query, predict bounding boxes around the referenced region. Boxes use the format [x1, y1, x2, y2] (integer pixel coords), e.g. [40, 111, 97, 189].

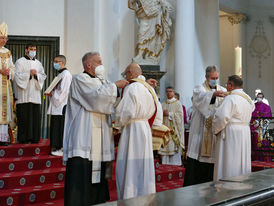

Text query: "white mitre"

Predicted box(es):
[0, 22, 8, 37]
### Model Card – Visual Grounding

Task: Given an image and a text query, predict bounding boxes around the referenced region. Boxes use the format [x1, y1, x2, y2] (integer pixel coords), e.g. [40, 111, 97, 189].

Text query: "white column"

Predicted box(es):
[175, 0, 195, 109]
[194, 0, 220, 85]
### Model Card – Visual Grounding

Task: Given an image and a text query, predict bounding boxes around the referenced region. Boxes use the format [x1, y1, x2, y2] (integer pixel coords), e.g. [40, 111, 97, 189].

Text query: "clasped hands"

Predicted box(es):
[0, 66, 10, 76]
[30, 69, 37, 77]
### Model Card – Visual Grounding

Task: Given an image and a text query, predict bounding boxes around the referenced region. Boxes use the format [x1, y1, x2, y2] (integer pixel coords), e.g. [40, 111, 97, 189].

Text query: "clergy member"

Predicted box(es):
[250, 92, 272, 161]
[184, 65, 227, 186]
[0, 22, 15, 146]
[213, 75, 255, 181]
[63, 52, 128, 206]
[174, 92, 187, 125]
[252, 92, 272, 118]
[14, 44, 47, 144]
[159, 87, 184, 166]
[115, 63, 157, 200]
[46, 55, 72, 156]
[254, 88, 269, 105]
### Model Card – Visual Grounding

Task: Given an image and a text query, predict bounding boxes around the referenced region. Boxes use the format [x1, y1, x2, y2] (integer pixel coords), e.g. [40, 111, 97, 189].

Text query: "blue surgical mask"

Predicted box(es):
[29, 51, 36, 58]
[256, 97, 262, 102]
[209, 79, 217, 87]
[53, 63, 61, 70]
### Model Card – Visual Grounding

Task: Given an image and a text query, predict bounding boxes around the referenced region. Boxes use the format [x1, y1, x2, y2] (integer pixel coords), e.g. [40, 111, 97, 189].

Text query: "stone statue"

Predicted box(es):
[129, 0, 173, 65]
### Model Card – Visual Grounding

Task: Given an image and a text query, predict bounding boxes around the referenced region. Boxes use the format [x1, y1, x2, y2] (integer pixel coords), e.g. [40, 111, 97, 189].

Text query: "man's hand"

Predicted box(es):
[163, 109, 169, 116]
[30, 69, 37, 76]
[146, 78, 157, 88]
[115, 80, 129, 88]
[48, 91, 53, 97]
[0, 68, 10, 76]
[213, 91, 227, 98]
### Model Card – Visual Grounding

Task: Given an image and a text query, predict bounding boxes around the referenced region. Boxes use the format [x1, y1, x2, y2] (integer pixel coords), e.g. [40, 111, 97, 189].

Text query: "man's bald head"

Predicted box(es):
[124, 63, 142, 81]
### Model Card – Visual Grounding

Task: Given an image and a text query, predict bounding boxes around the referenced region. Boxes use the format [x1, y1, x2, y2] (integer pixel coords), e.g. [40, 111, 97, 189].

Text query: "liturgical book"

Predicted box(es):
[44, 76, 61, 95]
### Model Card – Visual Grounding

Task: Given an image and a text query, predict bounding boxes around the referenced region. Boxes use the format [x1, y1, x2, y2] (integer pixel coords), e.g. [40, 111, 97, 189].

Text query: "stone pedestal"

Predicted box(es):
[140, 65, 166, 96]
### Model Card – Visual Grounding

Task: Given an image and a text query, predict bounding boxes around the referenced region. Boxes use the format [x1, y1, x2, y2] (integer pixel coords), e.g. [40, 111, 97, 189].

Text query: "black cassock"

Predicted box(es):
[17, 103, 41, 143]
[64, 157, 110, 206]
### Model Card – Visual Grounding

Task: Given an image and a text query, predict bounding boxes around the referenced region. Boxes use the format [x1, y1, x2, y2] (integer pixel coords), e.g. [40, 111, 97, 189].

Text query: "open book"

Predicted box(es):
[44, 76, 61, 95]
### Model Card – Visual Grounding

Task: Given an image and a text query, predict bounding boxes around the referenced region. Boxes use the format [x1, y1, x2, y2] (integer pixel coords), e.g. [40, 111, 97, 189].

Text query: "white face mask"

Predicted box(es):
[95, 65, 105, 78]
[257, 97, 262, 102]
[29, 51, 36, 58]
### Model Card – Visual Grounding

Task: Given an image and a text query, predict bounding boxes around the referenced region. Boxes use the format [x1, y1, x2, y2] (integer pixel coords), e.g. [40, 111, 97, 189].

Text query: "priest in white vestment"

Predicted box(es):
[63, 52, 128, 206]
[158, 86, 184, 166]
[0, 22, 15, 145]
[46, 55, 72, 156]
[213, 75, 255, 181]
[184, 66, 227, 186]
[115, 63, 157, 200]
[14, 44, 47, 143]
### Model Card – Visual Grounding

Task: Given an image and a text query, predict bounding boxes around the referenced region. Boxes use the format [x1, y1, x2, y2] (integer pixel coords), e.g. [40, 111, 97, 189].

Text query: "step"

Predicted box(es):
[155, 164, 185, 183]
[0, 167, 65, 190]
[0, 139, 50, 158]
[251, 161, 274, 172]
[0, 155, 64, 173]
[156, 179, 184, 192]
[108, 163, 185, 191]
[25, 198, 64, 206]
[0, 182, 64, 205]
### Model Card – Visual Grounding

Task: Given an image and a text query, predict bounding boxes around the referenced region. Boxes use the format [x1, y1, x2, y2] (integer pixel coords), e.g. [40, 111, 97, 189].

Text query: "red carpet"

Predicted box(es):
[0, 140, 65, 206]
[2, 140, 272, 205]
[108, 158, 185, 201]
[251, 161, 274, 172]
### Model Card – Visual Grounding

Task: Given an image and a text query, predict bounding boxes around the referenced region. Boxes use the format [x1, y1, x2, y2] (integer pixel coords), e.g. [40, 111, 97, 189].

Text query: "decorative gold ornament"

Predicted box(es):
[227, 13, 247, 25]
[249, 20, 271, 78]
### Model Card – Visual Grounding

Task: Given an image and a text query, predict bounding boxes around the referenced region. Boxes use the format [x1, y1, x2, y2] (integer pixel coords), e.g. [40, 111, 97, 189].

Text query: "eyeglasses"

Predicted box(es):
[0, 37, 8, 41]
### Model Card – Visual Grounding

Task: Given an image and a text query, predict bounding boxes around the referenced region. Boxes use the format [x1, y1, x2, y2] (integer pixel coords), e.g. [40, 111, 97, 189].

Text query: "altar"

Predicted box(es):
[99, 169, 274, 206]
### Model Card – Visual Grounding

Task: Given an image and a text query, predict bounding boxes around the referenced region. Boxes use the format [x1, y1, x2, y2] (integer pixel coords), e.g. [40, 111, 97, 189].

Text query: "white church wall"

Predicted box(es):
[245, 14, 274, 108]
[174, 0, 220, 109]
[1, 0, 136, 81]
[219, 17, 245, 87]
[65, 0, 136, 80]
[194, 0, 220, 86]
[0, 0, 65, 54]
[219, 0, 274, 109]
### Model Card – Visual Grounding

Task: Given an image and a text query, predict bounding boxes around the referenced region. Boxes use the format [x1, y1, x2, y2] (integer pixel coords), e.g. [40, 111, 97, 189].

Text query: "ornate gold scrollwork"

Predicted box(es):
[227, 13, 248, 25]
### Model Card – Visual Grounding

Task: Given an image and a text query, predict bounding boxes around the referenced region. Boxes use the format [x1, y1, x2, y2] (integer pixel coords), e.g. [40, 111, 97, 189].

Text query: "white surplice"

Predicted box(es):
[14, 57, 47, 104]
[212, 89, 255, 181]
[159, 97, 184, 166]
[115, 75, 156, 200]
[0, 47, 15, 142]
[63, 73, 117, 163]
[187, 82, 226, 163]
[47, 69, 72, 115]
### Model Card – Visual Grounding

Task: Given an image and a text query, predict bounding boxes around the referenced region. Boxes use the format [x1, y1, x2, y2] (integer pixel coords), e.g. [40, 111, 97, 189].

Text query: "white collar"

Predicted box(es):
[137, 75, 146, 81]
[167, 97, 177, 103]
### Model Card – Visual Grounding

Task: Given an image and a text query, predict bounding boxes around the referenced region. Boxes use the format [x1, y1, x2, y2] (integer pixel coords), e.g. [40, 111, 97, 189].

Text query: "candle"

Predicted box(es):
[235, 46, 242, 77]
